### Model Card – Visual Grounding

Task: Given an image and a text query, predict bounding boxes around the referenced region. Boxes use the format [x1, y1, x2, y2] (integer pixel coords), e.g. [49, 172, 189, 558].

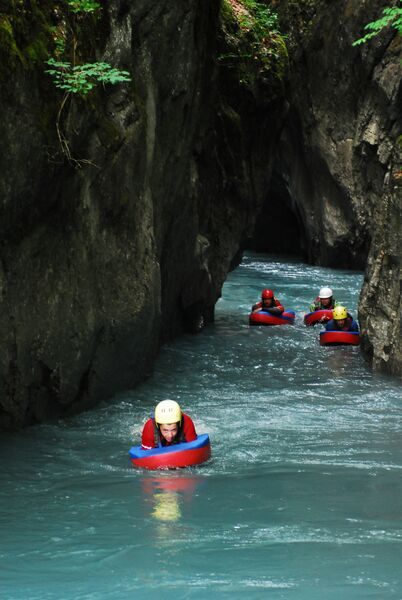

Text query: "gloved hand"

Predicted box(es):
[266, 307, 282, 315]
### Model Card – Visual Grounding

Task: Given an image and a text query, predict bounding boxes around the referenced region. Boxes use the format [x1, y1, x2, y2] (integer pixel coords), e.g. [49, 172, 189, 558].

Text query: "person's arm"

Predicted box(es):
[349, 319, 359, 332]
[265, 307, 281, 315]
[265, 299, 284, 314]
[325, 319, 335, 331]
[252, 301, 262, 312]
[319, 314, 331, 323]
[182, 414, 197, 442]
[141, 419, 156, 450]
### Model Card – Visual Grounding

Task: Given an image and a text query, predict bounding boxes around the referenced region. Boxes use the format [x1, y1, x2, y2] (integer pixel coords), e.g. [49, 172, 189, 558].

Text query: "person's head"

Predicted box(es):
[332, 305, 347, 328]
[319, 287, 333, 307]
[261, 288, 274, 307]
[155, 399, 182, 443]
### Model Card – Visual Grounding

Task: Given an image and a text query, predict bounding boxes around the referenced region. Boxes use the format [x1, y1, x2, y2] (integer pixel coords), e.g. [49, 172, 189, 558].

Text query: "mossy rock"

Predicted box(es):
[0, 16, 25, 67]
[273, 0, 325, 50]
[219, 0, 288, 97]
[0, 2, 57, 74]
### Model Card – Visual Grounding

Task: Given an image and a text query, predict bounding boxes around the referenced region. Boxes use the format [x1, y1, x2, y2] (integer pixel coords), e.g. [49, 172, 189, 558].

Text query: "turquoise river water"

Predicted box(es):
[1, 253, 401, 600]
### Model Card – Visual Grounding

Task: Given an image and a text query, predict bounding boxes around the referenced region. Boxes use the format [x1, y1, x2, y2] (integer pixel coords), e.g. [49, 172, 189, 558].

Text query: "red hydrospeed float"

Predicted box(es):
[249, 310, 295, 326]
[129, 434, 211, 470]
[319, 331, 361, 346]
[303, 309, 333, 326]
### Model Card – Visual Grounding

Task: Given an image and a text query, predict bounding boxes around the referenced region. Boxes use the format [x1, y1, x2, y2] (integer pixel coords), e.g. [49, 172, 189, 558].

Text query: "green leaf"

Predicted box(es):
[46, 58, 131, 96]
[67, 0, 101, 14]
[353, 3, 402, 46]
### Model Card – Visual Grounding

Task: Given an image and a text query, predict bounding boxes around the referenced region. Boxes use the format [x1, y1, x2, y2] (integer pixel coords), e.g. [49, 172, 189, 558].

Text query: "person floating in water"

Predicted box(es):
[310, 287, 339, 312]
[325, 306, 359, 332]
[141, 399, 197, 450]
[252, 289, 284, 315]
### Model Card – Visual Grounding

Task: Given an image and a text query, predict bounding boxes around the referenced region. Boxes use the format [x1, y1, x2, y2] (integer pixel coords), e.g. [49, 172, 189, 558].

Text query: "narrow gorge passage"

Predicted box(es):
[1, 253, 401, 600]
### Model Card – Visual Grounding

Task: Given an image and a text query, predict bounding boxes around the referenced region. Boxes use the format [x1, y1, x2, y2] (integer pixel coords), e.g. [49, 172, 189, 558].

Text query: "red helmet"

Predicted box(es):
[261, 289, 274, 299]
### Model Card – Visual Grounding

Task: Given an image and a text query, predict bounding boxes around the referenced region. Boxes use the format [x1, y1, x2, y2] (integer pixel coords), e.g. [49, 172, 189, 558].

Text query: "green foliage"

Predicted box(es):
[54, 36, 66, 55]
[67, 0, 101, 14]
[353, 3, 402, 46]
[46, 58, 131, 95]
[46, 0, 131, 97]
[219, 0, 287, 89]
[44, 0, 131, 166]
[240, 0, 279, 39]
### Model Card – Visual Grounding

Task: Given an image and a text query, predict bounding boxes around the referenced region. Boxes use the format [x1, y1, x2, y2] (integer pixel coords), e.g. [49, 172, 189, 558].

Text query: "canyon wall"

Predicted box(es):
[0, 0, 287, 428]
[269, 0, 402, 375]
[1, 0, 400, 431]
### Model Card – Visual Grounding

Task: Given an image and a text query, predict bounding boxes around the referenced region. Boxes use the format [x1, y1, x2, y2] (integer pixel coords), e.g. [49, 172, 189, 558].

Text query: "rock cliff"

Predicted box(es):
[0, 0, 287, 428]
[265, 0, 402, 376]
[1, 0, 400, 431]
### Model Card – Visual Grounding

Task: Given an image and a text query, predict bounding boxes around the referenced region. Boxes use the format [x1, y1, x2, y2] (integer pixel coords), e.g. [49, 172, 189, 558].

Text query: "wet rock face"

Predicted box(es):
[0, 1, 287, 428]
[267, 0, 402, 377]
[264, 0, 402, 272]
[359, 166, 402, 377]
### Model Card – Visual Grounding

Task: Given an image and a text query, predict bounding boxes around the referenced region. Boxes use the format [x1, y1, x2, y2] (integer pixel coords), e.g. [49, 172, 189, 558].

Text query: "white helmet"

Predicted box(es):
[155, 399, 182, 425]
[319, 287, 333, 299]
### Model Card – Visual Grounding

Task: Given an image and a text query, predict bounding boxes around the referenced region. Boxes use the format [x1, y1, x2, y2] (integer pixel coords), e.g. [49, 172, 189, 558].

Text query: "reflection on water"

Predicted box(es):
[142, 476, 202, 523]
[152, 492, 181, 522]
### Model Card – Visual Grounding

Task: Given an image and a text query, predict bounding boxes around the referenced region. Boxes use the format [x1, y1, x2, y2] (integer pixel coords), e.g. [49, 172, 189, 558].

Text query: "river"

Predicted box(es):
[1, 252, 401, 599]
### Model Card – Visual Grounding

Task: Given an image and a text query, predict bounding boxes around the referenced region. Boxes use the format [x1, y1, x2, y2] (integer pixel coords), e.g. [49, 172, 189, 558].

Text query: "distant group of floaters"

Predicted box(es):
[249, 286, 360, 345]
[129, 287, 360, 471]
